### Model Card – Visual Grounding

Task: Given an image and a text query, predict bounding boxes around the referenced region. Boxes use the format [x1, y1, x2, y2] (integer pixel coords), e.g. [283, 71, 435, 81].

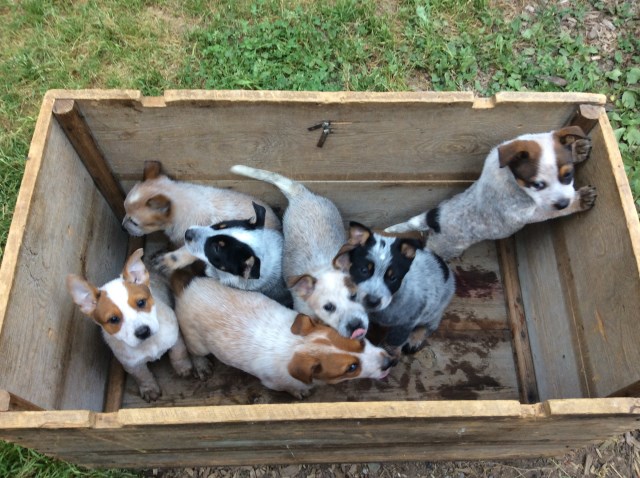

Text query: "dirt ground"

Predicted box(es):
[145, 1, 638, 476]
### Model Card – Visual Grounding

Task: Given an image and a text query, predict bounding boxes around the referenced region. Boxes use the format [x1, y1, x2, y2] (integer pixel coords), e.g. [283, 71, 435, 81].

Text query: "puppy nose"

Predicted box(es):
[121, 217, 129, 232]
[554, 199, 570, 210]
[364, 295, 381, 309]
[135, 325, 151, 340]
[382, 355, 398, 371]
[184, 229, 195, 242]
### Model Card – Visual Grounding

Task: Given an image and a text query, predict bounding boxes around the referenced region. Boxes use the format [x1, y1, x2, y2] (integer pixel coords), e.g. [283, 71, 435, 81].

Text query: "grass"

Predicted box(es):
[0, 0, 638, 475]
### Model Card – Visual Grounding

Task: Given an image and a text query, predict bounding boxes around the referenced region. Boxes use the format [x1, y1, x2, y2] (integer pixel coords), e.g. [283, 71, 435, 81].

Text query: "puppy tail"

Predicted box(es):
[384, 211, 432, 234]
[231, 165, 306, 199]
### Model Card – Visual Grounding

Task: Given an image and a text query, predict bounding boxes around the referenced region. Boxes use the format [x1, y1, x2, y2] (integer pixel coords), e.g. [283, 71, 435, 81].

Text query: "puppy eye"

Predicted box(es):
[349, 292, 357, 301]
[531, 180, 547, 191]
[562, 171, 574, 181]
[346, 363, 359, 373]
[136, 299, 146, 308]
[108, 316, 120, 325]
[323, 303, 336, 313]
[386, 274, 397, 284]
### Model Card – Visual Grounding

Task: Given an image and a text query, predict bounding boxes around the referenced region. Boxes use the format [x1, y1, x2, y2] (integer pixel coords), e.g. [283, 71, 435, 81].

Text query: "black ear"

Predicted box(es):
[251, 202, 266, 229]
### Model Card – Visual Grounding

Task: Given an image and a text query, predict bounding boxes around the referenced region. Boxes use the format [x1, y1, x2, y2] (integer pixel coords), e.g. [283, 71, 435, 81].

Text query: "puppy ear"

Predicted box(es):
[288, 274, 316, 300]
[290, 314, 317, 336]
[251, 202, 266, 229]
[498, 141, 532, 168]
[554, 126, 587, 146]
[399, 238, 422, 259]
[143, 160, 162, 180]
[146, 194, 171, 215]
[243, 256, 261, 280]
[67, 274, 99, 316]
[122, 248, 150, 285]
[288, 352, 321, 385]
[332, 245, 353, 272]
[347, 222, 372, 246]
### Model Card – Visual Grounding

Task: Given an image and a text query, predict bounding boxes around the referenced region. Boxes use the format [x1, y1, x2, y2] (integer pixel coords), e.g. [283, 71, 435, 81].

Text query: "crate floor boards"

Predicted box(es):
[120, 240, 520, 409]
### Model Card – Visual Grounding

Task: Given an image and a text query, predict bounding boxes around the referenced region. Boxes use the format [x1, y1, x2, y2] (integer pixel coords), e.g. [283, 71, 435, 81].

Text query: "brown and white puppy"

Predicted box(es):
[122, 170, 281, 245]
[230, 165, 369, 340]
[385, 127, 597, 259]
[66, 249, 203, 402]
[171, 271, 395, 399]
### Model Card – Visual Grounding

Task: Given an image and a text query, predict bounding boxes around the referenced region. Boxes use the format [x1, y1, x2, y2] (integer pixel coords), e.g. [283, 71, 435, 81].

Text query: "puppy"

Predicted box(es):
[336, 222, 455, 356]
[385, 126, 597, 259]
[122, 171, 281, 245]
[66, 249, 205, 402]
[155, 202, 291, 305]
[231, 165, 369, 339]
[171, 271, 395, 399]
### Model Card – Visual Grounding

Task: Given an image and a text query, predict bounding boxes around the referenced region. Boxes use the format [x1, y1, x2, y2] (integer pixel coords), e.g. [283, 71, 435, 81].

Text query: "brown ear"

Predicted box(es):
[399, 240, 419, 259]
[498, 141, 529, 168]
[347, 222, 372, 246]
[146, 194, 171, 215]
[288, 352, 321, 385]
[290, 314, 317, 336]
[122, 248, 149, 285]
[332, 244, 354, 272]
[288, 275, 316, 300]
[143, 161, 162, 180]
[554, 126, 587, 145]
[67, 274, 99, 316]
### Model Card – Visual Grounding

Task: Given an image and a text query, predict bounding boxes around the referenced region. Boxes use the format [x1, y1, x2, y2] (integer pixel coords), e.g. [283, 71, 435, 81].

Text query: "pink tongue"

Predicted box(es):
[350, 328, 366, 339]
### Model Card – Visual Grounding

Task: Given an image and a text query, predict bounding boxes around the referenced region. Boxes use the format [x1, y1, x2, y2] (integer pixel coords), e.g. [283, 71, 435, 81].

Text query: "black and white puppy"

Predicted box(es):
[385, 126, 596, 259]
[335, 222, 455, 356]
[154, 202, 291, 305]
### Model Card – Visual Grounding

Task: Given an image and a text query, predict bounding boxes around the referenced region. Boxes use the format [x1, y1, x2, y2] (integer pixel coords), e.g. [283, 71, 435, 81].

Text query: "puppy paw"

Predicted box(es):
[572, 138, 592, 163]
[191, 355, 214, 381]
[171, 358, 194, 378]
[578, 185, 597, 210]
[289, 388, 312, 400]
[150, 251, 179, 276]
[382, 344, 403, 361]
[401, 326, 429, 355]
[139, 382, 162, 402]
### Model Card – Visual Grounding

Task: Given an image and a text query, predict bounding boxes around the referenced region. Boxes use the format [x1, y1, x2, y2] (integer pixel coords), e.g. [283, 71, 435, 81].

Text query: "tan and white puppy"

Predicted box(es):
[231, 165, 369, 339]
[385, 127, 597, 259]
[122, 170, 281, 245]
[171, 271, 395, 399]
[66, 249, 201, 402]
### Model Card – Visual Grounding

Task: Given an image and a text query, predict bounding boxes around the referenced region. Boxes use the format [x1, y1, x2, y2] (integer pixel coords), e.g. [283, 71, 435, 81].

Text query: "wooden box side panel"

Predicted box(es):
[0, 399, 638, 467]
[0, 107, 128, 410]
[75, 92, 604, 183]
[553, 114, 640, 397]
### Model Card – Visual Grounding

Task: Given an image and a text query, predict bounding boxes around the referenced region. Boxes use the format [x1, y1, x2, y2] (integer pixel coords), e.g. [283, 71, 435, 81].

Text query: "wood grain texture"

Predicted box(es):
[515, 223, 587, 401]
[75, 92, 605, 183]
[497, 238, 539, 404]
[0, 118, 128, 411]
[0, 398, 637, 468]
[553, 114, 640, 397]
[52, 99, 126, 220]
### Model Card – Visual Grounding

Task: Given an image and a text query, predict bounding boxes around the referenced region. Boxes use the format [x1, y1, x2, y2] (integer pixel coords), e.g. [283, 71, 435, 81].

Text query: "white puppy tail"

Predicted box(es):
[384, 212, 430, 234]
[231, 165, 307, 199]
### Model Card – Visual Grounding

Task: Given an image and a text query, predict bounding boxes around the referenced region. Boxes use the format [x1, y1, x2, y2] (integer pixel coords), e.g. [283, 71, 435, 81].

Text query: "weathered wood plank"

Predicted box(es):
[0, 390, 43, 412]
[52, 99, 126, 220]
[0, 115, 127, 411]
[496, 237, 539, 404]
[553, 114, 640, 397]
[77, 93, 605, 182]
[568, 104, 605, 135]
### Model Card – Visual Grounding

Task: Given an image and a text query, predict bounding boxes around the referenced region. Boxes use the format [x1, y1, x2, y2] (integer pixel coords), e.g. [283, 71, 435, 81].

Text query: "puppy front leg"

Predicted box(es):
[151, 246, 199, 275]
[168, 332, 193, 378]
[384, 325, 414, 359]
[530, 185, 597, 223]
[401, 325, 430, 355]
[125, 362, 161, 402]
[190, 355, 214, 381]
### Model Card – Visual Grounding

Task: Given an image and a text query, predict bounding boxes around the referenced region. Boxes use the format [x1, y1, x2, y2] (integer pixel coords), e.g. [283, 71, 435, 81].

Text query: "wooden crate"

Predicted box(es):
[0, 90, 639, 468]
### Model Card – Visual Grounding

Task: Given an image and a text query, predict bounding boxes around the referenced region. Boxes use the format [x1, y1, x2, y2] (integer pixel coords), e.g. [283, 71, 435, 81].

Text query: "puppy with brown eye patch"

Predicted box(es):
[67, 249, 210, 402]
[121, 168, 281, 245]
[153, 202, 291, 306]
[171, 272, 396, 399]
[385, 126, 597, 259]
